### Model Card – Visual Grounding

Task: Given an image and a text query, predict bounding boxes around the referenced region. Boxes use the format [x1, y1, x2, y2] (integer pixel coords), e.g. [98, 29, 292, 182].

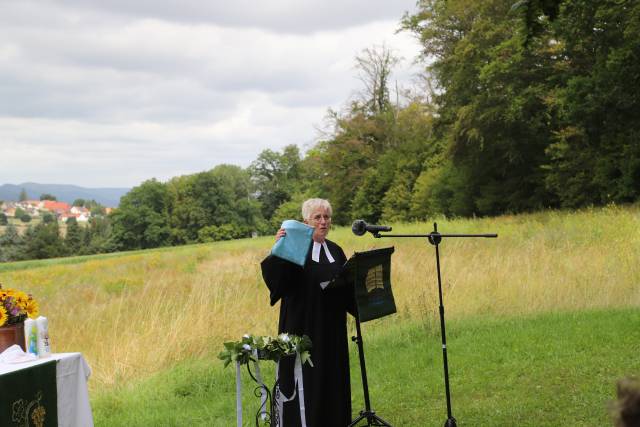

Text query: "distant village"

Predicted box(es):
[0, 200, 114, 223]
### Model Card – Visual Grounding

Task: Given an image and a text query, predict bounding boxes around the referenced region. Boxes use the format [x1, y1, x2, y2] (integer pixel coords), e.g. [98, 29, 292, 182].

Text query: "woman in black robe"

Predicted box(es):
[261, 198, 355, 427]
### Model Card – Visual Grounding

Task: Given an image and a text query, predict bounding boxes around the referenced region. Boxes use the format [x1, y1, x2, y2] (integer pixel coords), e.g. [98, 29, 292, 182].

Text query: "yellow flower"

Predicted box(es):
[25, 299, 39, 319]
[12, 290, 30, 309]
[0, 287, 39, 323]
[0, 306, 7, 327]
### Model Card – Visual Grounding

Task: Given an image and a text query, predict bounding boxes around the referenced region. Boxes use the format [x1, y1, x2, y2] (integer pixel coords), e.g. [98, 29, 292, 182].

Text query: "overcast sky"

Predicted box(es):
[0, 0, 422, 188]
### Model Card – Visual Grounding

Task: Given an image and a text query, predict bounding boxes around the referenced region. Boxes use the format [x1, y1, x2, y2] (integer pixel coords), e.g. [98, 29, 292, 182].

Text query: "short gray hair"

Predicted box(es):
[301, 198, 332, 221]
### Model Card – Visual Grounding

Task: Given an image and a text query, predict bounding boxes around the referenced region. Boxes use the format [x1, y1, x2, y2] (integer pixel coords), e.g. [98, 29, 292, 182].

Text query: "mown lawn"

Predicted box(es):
[92, 308, 639, 426]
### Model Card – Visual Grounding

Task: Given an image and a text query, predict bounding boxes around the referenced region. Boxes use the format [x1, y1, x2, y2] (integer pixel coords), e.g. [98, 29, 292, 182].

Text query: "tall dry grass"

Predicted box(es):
[1, 204, 638, 390]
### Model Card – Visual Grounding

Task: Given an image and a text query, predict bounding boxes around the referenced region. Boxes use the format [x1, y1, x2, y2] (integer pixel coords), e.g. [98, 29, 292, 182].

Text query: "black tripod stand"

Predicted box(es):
[346, 249, 394, 427]
[373, 222, 497, 427]
[348, 313, 392, 427]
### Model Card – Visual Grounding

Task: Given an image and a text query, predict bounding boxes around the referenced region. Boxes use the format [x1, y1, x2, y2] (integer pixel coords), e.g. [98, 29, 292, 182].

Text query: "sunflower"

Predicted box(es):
[0, 306, 7, 327]
[25, 298, 39, 319]
[12, 290, 30, 310]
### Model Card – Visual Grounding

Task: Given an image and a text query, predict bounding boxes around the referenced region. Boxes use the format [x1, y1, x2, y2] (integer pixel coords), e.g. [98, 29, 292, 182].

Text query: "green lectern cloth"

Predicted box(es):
[0, 360, 58, 427]
[329, 247, 397, 322]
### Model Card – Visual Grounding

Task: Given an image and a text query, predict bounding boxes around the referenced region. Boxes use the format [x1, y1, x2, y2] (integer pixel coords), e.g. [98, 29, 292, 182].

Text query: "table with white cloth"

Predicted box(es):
[0, 352, 94, 427]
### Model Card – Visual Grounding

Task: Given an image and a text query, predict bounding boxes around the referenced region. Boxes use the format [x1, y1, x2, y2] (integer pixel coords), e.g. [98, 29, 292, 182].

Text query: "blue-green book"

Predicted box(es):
[271, 220, 314, 267]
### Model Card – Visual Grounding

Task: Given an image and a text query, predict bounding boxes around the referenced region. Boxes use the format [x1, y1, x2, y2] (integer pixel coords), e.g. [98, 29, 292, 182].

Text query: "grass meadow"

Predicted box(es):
[1, 204, 638, 426]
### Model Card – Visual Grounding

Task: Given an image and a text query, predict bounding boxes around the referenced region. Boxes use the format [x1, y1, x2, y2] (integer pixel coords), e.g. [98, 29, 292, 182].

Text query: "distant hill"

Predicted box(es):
[0, 182, 130, 207]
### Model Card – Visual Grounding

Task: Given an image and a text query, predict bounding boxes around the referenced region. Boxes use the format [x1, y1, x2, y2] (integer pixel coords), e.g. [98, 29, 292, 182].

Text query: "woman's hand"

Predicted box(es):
[275, 228, 286, 242]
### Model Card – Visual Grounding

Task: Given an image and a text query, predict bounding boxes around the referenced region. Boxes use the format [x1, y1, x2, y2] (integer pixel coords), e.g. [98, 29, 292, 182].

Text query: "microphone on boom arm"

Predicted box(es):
[351, 219, 392, 236]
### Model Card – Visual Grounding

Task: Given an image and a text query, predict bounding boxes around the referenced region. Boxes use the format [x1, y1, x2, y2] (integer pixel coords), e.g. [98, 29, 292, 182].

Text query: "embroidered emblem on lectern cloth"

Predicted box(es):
[11, 390, 47, 427]
[365, 265, 384, 293]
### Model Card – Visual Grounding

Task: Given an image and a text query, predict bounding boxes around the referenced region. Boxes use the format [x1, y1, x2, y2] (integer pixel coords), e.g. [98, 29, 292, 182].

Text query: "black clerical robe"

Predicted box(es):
[261, 239, 355, 427]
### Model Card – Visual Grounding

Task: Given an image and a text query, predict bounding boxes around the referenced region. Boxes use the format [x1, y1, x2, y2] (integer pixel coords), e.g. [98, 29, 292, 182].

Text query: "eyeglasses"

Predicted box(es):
[309, 213, 331, 222]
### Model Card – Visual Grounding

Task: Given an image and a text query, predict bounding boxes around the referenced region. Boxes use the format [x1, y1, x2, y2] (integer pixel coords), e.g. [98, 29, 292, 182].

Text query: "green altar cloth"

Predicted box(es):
[0, 360, 58, 427]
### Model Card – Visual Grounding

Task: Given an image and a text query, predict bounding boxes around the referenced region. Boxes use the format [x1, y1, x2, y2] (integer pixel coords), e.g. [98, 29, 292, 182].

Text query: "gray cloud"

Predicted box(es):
[0, 0, 422, 187]
[53, 0, 417, 33]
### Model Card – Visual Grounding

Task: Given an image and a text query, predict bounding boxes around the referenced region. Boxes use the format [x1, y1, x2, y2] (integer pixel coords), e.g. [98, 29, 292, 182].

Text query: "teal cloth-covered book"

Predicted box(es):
[271, 220, 314, 266]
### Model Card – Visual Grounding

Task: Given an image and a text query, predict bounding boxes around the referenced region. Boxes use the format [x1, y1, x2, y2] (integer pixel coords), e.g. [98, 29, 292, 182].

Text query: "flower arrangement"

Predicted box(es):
[0, 284, 39, 327]
[219, 333, 313, 368]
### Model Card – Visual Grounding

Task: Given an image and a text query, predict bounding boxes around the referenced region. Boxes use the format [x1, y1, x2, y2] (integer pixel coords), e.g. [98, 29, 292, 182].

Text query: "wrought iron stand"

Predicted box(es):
[246, 362, 277, 427]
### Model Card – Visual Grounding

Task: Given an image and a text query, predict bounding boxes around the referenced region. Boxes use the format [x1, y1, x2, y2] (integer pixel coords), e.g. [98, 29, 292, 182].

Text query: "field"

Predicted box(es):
[1, 204, 638, 426]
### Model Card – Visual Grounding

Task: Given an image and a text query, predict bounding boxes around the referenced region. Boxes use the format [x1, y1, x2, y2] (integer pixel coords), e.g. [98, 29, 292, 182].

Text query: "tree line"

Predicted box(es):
[397, 0, 639, 217]
[1, 0, 637, 260]
[0, 217, 112, 262]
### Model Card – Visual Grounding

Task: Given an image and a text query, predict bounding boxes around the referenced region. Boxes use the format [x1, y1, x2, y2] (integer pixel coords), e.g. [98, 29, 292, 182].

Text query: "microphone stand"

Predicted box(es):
[372, 222, 497, 427]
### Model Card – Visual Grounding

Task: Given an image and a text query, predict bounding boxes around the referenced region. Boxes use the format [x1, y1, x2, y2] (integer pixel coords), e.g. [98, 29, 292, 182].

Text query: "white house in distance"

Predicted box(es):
[69, 206, 91, 222]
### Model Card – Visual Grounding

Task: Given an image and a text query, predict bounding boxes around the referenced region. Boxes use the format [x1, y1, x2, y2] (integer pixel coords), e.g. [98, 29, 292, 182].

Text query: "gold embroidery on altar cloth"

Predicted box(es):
[11, 390, 47, 427]
[31, 405, 46, 427]
[365, 264, 384, 293]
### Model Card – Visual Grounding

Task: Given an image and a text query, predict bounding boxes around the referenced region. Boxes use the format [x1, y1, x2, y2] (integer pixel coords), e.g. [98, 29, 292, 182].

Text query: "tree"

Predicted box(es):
[511, 0, 562, 43]
[270, 196, 307, 228]
[303, 108, 395, 224]
[80, 216, 114, 255]
[65, 217, 83, 255]
[198, 224, 243, 242]
[40, 193, 57, 201]
[308, 136, 376, 225]
[248, 145, 302, 221]
[350, 102, 438, 223]
[402, 0, 557, 216]
[14, 207, 25, 219]
[0, 223, 23, 261]
[42, 213, 56, 224]
[0, 213, 7, 226]
[90, 205, 106, 217]
[354, 45, 400, 115]
[300, 45, 406, 224]
[72, 199, 85, 207]
[21, 222, 66, 260]
[542, 0, 640, 207]
[110, 179, 172, 250]
[19, 188, 27, 202]
[168, 165, 263, 243]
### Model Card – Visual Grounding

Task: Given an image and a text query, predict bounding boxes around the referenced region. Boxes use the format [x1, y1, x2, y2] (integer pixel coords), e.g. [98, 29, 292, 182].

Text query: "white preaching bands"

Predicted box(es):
[311, 241, 335, 263]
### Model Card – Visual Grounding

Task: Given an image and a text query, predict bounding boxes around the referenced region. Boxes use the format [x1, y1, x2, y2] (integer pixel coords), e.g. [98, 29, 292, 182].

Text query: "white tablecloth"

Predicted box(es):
[0, 352, 94, 427]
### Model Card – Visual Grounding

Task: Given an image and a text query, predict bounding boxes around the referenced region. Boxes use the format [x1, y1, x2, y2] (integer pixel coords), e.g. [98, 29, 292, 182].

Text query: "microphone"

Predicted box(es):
[351, 219, 392, 236]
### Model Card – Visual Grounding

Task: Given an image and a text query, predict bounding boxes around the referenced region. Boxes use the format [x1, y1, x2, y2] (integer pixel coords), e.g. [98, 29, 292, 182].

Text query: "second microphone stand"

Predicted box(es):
[373, 222, 497, 427]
